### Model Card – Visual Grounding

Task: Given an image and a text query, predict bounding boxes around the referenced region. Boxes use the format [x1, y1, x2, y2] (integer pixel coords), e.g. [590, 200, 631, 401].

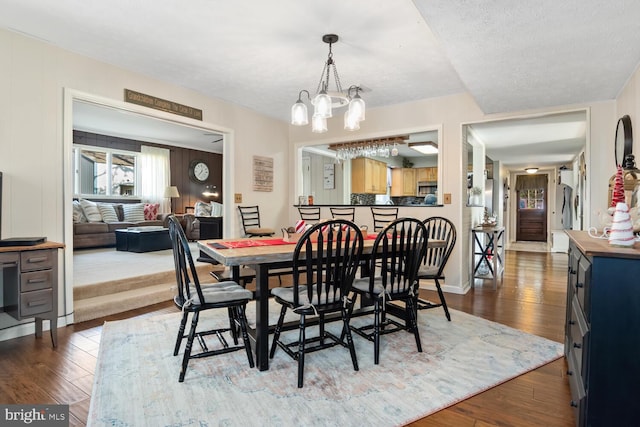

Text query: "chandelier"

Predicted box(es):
[328, 136, 407, 162]
[291, 34, 365, 133]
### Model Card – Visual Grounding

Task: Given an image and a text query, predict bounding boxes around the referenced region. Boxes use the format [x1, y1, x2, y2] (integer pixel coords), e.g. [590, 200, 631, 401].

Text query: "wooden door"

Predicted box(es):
[516, 187, 547, 241]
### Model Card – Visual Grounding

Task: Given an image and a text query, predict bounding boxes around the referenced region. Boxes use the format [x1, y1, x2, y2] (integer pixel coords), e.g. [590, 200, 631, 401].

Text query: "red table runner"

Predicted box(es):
[209, 239, 295, 249]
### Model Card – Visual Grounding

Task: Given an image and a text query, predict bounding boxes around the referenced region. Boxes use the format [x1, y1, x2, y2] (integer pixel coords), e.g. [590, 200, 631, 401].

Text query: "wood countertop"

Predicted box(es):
[566, 230, 640, 260]
[0, 241, 64, 253]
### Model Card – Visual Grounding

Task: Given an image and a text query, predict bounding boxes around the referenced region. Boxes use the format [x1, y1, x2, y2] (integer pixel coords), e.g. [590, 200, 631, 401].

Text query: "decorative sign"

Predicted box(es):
[124, 89, 203, 120]
[253, 156, 273, 192]
[323, 164, 335, 189]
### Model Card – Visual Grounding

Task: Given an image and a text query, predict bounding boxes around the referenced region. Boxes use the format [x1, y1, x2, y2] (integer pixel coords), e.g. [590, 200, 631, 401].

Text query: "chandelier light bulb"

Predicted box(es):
[348, 90, 366, 122]
[344, 110, 360, 131]
[313, 87, 332, 119]
[291, 100, 308, 125]
[311, 114, 327, 133]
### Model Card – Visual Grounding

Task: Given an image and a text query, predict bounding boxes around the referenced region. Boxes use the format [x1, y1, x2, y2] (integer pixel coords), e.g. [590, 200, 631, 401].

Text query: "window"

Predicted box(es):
[518, 188, 545, 210]
[73, 145, 138, 197]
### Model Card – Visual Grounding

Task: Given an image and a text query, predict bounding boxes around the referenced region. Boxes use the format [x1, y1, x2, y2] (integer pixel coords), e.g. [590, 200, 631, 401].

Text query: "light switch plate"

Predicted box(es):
[444, 193, 451, 204]
[234, 193, 242, 203]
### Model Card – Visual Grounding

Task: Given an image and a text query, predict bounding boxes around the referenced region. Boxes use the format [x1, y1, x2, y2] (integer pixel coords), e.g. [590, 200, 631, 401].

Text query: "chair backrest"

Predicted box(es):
[370, 207, 399, 231]
[298, 206, 321, 224]
[330, 207, 355, 221]
[365, 217, 428, 296]
[168, 215, 204, 306]
[238, 205, 262, 233]
[421, 216, 457, 278]
[291, 219, 363, 309]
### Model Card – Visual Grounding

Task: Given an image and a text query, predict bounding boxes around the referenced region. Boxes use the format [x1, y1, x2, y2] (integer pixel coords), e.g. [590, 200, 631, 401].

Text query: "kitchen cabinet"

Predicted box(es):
[564, 231, 640, 426]
[351, 157, 387, 194]
[391, 168, 417, 197]
[417, 167, 437, 182]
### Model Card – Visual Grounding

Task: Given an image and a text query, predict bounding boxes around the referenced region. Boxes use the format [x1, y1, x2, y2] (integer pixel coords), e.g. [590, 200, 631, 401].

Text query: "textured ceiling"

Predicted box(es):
[2, 0, 639, 166]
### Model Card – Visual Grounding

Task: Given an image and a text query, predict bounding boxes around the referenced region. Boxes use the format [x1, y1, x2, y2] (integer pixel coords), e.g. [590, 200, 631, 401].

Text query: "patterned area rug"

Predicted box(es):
[88, 302, 563, 427]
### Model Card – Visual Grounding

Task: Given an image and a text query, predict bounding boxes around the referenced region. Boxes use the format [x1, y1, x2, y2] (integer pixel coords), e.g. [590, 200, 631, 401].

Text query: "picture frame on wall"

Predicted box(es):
[323, 164, 335, 189]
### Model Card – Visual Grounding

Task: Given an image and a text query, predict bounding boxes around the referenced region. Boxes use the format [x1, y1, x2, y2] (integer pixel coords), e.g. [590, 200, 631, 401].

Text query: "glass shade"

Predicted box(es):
[344, 110, 360, 131]
[291, 100, 308, 125]
[312, 91, 332, 118]
[311, 114, 327, 133]
[348, 94, 365, 122]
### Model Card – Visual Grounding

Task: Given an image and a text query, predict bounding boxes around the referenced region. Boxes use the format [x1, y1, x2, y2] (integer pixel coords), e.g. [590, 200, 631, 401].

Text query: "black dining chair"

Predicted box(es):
[269, 219, 363, 387]
[370, 206, 399, 232]
[349, 217, 428, 364]
[168, 216, 254, 382]
[330, 207, 355, 221]
[416, 216, 457, 321]
[238, 205, 275, 237]
[298, 206, 321, 224]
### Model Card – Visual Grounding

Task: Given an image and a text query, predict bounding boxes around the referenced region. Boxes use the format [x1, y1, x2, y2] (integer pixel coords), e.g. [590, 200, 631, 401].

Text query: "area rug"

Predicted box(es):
[88, 302, 563, 427]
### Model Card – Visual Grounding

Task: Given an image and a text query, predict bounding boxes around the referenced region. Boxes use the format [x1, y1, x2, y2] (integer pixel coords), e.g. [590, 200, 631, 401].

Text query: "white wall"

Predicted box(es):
[0, 28, 288, 340]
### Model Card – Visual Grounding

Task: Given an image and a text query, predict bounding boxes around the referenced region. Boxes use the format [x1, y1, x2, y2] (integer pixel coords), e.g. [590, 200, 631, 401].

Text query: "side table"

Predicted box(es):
[471, 226, 505, 289]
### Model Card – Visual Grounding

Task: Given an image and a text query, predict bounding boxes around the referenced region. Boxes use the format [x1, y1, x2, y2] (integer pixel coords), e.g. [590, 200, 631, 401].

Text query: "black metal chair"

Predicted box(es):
[330, 207, 355, 221]
[238, 205, 275, 237]
[298, 206, 321, 224]
[370, 207, 399, 232]
[269, 219, 363, 388]
[416, 216, 457, 321]
[168, 216, 254, 382]
[349, 217, 428, 364]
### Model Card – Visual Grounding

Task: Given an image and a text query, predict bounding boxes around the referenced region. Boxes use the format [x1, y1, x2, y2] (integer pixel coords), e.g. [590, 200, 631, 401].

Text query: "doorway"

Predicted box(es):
[516, 175, 548, 242]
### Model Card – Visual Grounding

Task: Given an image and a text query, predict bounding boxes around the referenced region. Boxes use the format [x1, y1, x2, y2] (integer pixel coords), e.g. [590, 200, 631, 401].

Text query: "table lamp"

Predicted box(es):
[164, 186, 180, 213]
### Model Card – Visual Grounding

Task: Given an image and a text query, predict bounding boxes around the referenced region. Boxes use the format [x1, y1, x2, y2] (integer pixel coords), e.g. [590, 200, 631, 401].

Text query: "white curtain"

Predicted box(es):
[140, 145, 170, 212]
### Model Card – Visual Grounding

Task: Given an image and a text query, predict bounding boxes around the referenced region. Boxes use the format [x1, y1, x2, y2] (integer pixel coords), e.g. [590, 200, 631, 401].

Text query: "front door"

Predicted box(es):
[516, 186, 547, 242]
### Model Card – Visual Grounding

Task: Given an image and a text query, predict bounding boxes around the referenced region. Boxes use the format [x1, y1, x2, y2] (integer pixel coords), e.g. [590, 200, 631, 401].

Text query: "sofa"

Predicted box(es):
[73, 199, 170, 249]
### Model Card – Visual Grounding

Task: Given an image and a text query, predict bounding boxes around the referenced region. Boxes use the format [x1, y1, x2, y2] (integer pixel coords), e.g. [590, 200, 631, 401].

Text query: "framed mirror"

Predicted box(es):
[615, 115, 633, 167]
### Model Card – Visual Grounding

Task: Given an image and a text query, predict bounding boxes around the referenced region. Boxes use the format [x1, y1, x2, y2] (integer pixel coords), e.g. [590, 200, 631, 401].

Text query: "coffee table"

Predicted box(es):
[115, 226, 172, 253]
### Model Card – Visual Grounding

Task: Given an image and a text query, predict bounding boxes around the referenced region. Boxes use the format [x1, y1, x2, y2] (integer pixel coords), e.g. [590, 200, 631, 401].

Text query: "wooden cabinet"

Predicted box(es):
[391, 168, 417, 197]
[416, 167, 437, 182]
[564, 231, 640, 426]
[351, 158, 387, 194]
[1, 242, 63, 347]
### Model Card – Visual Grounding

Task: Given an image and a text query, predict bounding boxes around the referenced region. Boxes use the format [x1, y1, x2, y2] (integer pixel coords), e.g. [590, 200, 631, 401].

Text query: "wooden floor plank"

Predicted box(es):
[0, 250, 574, 426]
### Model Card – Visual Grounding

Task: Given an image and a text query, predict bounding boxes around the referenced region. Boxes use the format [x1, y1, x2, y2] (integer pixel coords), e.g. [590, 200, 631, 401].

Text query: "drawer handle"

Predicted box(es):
[27, 278, 46, 284]
[573, 343, 582, 349]
[27, 256, 48, 264]
[570, 401, 579, 408]
[576, 282, 584, 288]
[0, 261, 18, 267]
[568, 320, 575, 325]
[27, 300, 48, 307]
[567, 370, 573, 376]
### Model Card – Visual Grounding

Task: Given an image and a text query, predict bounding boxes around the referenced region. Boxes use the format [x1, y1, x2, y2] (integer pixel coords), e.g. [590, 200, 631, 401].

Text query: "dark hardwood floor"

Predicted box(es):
[0, 250, 574, 426]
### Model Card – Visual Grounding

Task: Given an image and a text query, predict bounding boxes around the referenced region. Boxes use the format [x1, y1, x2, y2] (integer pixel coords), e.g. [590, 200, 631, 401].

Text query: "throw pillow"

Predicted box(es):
[80, 199, 103, 222]
[210, 201, 223, 217]
[97, 203, 119, 223]
[144, 203, 159, 220]
[194, 201, 212, 217]
[72, 200, 87, 223]
[123, 203, 146, 222]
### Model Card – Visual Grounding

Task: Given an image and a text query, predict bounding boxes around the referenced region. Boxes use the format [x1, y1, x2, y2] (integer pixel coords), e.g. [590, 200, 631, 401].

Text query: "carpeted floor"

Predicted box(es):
[88, 301, 563, 427]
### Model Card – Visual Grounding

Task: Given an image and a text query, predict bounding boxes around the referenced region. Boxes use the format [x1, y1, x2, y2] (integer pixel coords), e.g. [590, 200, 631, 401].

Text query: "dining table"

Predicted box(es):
[197, 235, 379, 370]
[197, 234, 443, 371]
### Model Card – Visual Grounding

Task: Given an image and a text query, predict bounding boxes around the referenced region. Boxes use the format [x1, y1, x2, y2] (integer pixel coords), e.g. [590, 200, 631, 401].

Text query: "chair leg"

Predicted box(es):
[407, 297, 423, 353]
[374, 299, 381, 365]
[228, 306, 239, 344]
[269, 304, 288, 358]
[435, 279, 451, 321]
[237, 304, 255, 368]
[179, 311, 200, 382]
[173, 310, 189, 356]
[342, 307, 359, 371]
[297, 314, 306, 388]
